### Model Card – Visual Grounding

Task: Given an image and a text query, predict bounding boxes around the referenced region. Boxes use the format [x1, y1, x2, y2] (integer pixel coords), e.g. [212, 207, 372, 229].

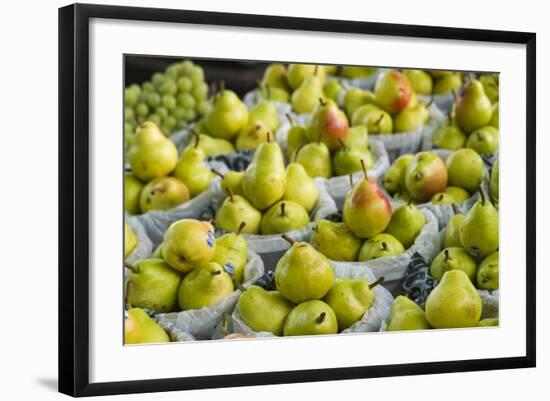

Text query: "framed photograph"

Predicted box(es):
[59, 3, 536, 397]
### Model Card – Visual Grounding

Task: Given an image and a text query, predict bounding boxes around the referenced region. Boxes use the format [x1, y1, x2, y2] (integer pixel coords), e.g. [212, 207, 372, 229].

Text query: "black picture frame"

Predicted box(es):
[58, 3, 536, 397]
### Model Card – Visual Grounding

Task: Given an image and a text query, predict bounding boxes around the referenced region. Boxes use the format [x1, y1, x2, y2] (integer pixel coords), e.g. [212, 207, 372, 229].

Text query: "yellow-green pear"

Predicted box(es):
[248, 100, 280, 132]
[215, 192, 262, 235]
[333, 141, 373, 176]
[460, 190, 499, 259]
[479, 317, 499, 327]
[162, 219, 216, 273]
[291, 73, 325, 114]
[358, 233, 405, 261]
[260, 201, 310, 235]
[125, 222, 137, 258]
[404, 151, 448, 202]
[125, 173, 144, 214]
[344, 125, 369, 149]
[125, 308, 170, 344]
[275, 236, 334, 304]
[139, 176, 190, 212]
[196, 133, 235, 156]
[172, 138, 212, 197]
[261, 63, 290, 91]
[295, 142, 332, 178]
[433, 117, 467, 150]
[352, 104, 393, 134]
[344, 88, 377, 119]
[287, 64, 326, 90]
[445, 186, 470, 204]
[425, 270, 482, 328]
[205, 87, 249, 140]
[430, 248, 477, 282]
[386, 295, 431, 331]
[403, 69, 433, 95]
[178, 262, 234, 310]
[237, 286, 294, 335]
[466, 126, 499, 155]
[489, 103, 499, 129]
[311, 220, 362, 261]
[443, 213, 465, 248]
[127, 121, 178, 181]
[433, 72, 462, 95]
[455, 80, 493, 133]
[476, 251, 499, 290]
[385, 199, 426, 248]
[445, 149, 485, 193]
[382, 154, 413, 194]
[283, 300, 337, 336]
[235, 121, 271, 151]
[374, 70, 413, 115]
[286, 116, 308, 160]
[490, 159, 499, 207]
[306, 99, 349, 150]
[212, 170, 244, 197]
[393, 103, 429, 133]
[480, 74, 499, 103]
[282, 163, 319, 212]
[211, 222, 248, 284]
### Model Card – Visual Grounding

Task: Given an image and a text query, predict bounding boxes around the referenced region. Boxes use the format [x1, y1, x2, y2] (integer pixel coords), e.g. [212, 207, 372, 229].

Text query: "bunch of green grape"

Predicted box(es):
[124, 60, 210, 143]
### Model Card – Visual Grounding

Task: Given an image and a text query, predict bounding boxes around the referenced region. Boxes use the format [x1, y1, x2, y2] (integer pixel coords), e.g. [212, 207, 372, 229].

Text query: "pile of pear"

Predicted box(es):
[382, 147, 490, 206]
[312, 162, 426, 262]
[214, 135, 320, 235]
[343, 70, 431, 135]
[433, 77, 499, 154]
[125, 121, 214, 215]
[402, 69, 464, 98]
[124, 218, 255, 344]
[235, 234, 387, 336]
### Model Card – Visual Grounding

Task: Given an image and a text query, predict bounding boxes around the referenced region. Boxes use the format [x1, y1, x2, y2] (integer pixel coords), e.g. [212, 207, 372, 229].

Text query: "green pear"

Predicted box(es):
[127, 121, 179, 181]
[215, 192, 262, 235]
[150, 242, 164, 258]
[249, 100, 280, 132]
[403, 70, 433, 96]
[261, 63, 290, 91]
[259, 84, 290, 103]
[374, 70, 413, 114]
[460, 190, 499, 259]
[425, 270, 482, 328]
[260, 201, 310, 235]
[205, 87, 249, 140]
[393, 103, 429, 132]
[385, 199, 426, 248]
[446, 148, 485, 193]
[455, 80, 493, 133]
[287, 64, 325, 90]
[196, 133, 235, 157]
[387, 295, 431, 331]
[283, 300, 338, 336]
[173, 138, 213, 197]
[275, 237, 334, 303]
[125, 308, 170, 344]
[344, 125, 369, 149]
[404, 151, 448, 202]
[126, 258, 182, 313]
[479, 317, 499, 327]
[283, 163, 319, 212]
[430, 248, 477, 282]
[291, 73, 325, 114]
[476, 251, 499, 290]
[382, 154, 413, 193]
[162, 219, 215, 272]
[466, 126, 499, 155]
[343, 163, 392, 238]
[443, 213, 465, 248]
[211, 223, 248, 284]
[358, 233, 405, 261]
[323, 79, 343, 102]
[241, 137, 287, 210]
[325, 277, 384, 330]
[323, 65, 339, 76]
[490, 160, 499, 207]
[178, 262, 234, 310]
[444, 186, 471, 203]
[306, 99, 349, 150]
[431, 192, 457, 205]
[344, 88, 378, 120]
[480, 74, 499, 103]
[235, 121, 271, 151]
[333, 141, 373, 176]
[295, 141, 332, 178]
[125, 222, 137, 258]
[286, 116, 309, 160]
[433, 72, 462, 95]
[311, 220, 362, 261]
[489, 103, 499, 129]
[339, 66, 377, 78]
[139, 176, 190, 212]
[237, 286, 293, 335]
[352, 104, 393, 134]
[429, 70, 454, 78]
[432, 117, 467, 150]
[394, 190, 416, 203]
[212, 170, 244, 197]
[125, 173, 144, 214]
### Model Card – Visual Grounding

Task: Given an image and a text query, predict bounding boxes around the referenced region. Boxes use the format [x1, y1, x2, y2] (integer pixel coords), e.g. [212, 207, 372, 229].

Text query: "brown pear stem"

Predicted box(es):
[281, 234, 295, 245]
[208, 218, 216, 227]
[479, 187, 487, 205]
[194, 133, 200, 148]
[125, 279, 132, 311]
[447, 109, 453, 123]
[360, 159, 368, 179]
[349, 174, 354, 188]
[316, 312, 326, 324]
[266, 131, 272, 143]
[280, 202, 286, 217]
[314, 65, 319, 76]
[232, 278, 246, 292]
[381, 242, 388, 251]
[369, 276, 385, 290]
[444, 249, 449, 262]
[415, 172, 422, 181]
[292, 144, 305, 163]
[452, 204, 459, 215]
[451, 90, 458, 103]
[237, 221, 246, 236]
[407, 195, 414, 206]
[286, 113, 295, 126]
[212, 270, 222, 276]
[220, 80, 225, 95]
[338, 138, 347, 149]
[319, 97, 326, 107]
[124, 262, 139, 274]
[426, 97, 434, 107]
[211, 169, 225, 178]
[225, 187, 235, 202]
[374, 113, 384, 127]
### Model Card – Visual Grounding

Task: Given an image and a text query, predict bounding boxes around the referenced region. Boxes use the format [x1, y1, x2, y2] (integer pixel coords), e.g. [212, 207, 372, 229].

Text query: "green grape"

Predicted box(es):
[135, 103, 149, 118]
[124, 88, 139, 107]
[177, 92, 196, 109]
[125, 106, 135, 122]
[165, 64, 181, 79]
[196, 100, 211, 115]
[142, 81, 154, 93]
[180, 60, 194, 76]
[177, 76, 193, 92]
[190, 66, 204, 85]
[192, 82, 208, 101]
[146, 93, 161, 109]
[162, 94, 177, 110]
[152, 72, 165, 87]
[173, 107, 187, 121]
[159, 79, 178, 96]
[184, 109, 197, 122]
[147, 114, 161, 126]
[164, 115, 177, 130]
[124, 121, 135, 136]
[156, 106, 169, 119]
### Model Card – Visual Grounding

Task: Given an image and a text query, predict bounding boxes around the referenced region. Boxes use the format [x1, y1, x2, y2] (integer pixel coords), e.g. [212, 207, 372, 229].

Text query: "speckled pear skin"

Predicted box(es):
[455, 80, 493, 133]
[283, 300, 338, 336]
[205, 89, 249, 140]
[177, 262, 234, 310]
[460, 191, 499, 259]
[124, 308, 170, 344]
[311, 220, 362, 262]
[430, 247, 477, 282]
[405, 151, 448, 202]
[323, 279, 375, 331]
[387, 296, 431, 331]
[237, 287, 293, 336]
[382, 154, 414, 193]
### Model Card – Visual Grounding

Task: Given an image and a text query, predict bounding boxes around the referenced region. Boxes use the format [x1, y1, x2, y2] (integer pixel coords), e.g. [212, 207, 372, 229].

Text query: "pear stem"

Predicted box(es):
[286, 113, 295, 126]
[479, 187, 487, 205]
[292, 144, 305, 163]
[360, 159, 368, 179]
[451, 90, 458, 103]
[369, 276, 385, 290]
[124, 262, 139, 273]
[415, 172, 422, 181]
[444, 249, 449, 262]
[281, 234, 295, 245]
[210, 81, 217, 96]
[266, 131, 272, 143]
[220, 80, 225, 95]
[211, 169, 225, 178]
[374, 113, 384, 127]
[280, 202, 286, 217]
[212, 270, 222, 276]
[426, 97, 434, 108]
[407, 195, 414, 206]
[125, 279, 132, 311]
[349, 174, 354, 188]
[208, 218, 216, 227]
[194, 133, 200, 148]
[316, 312, 326, 324]
[452, 204, 459, 215]
[314, 65, 319, 76]
[319, 97, 326, 107]
[447, 109, 453, 123]
[338, 138, 347, 149]
[237, 221, 246, 236]
[225, 187, 235, 202]
[232, 277, 247, 292]
[381, 242, 388, 251]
